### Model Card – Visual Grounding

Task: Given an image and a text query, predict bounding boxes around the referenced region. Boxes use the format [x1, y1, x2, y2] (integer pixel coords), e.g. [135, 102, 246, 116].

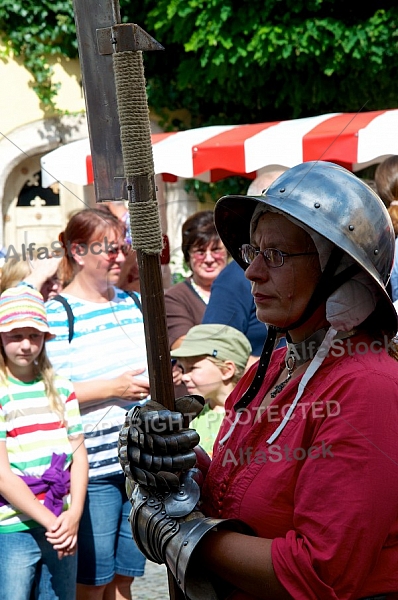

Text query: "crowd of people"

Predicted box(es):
[0, 205, 150, 600]
[0, 156, 398, 600]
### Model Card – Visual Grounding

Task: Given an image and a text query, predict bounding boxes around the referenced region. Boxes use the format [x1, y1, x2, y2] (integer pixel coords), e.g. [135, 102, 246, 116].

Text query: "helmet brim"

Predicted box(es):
[214, 161, 398, 334]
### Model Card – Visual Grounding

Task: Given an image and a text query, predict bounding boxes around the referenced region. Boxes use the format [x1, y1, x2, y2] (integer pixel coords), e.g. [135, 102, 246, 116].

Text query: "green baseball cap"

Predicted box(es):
[170, 324, 252, 371]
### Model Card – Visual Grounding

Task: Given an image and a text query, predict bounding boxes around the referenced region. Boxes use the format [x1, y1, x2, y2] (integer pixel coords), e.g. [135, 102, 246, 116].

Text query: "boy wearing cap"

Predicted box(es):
[171, 323, 251, 456]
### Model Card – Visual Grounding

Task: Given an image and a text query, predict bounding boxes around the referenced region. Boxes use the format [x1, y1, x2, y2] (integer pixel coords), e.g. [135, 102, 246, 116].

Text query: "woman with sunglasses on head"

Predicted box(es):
[120, 162, 398, 600]
[45, 208, 149, 600]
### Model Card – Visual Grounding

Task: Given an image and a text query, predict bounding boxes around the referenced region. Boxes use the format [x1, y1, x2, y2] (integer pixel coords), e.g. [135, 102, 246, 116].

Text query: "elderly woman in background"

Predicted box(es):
[165, 210, 228, 351]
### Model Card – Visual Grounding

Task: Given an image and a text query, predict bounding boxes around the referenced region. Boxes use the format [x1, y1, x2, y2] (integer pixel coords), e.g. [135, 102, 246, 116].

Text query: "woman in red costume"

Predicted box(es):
[120, 161, 398, 600]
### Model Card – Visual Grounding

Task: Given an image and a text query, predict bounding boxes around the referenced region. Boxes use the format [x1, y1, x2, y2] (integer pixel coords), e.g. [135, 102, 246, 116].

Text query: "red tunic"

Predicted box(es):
[202, 334, 398, 599]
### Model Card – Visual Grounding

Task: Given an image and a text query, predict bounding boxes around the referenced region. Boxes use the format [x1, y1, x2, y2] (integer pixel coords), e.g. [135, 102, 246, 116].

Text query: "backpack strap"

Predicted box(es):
[50, 291, 140, 344]
[125, 290, 142, 314]
[51, 295, 75, 344]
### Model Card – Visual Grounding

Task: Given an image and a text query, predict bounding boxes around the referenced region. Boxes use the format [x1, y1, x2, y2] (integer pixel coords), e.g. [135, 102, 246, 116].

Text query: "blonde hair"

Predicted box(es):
[0, 338, 66, 424]
[206, 356, 244, 385]
[0, 256, 31, 293]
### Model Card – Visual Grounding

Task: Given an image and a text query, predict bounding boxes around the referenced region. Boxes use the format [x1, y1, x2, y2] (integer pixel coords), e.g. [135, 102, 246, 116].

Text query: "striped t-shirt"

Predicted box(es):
[0, 375, 83, 532]
[45, 288, 148, 480]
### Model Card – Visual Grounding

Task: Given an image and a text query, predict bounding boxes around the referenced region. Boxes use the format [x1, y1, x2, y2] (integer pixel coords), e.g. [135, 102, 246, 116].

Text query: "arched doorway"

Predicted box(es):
[0, 116, 89, 255]
[3, 154, 64, 256]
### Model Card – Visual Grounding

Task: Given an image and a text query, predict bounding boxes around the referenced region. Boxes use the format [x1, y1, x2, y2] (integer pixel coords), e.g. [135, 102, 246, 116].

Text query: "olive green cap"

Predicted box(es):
[170, 324, 252, 371]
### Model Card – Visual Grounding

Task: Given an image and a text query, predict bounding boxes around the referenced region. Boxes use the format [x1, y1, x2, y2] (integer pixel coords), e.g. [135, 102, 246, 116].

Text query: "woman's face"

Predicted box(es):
[245, 212, 322, 331]
[189, 239, 227, 286]
[74, 227, 128, 286]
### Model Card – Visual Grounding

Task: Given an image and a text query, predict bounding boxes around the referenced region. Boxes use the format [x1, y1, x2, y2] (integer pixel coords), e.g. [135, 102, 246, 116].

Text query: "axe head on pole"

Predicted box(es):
[72, 0, 163, 202]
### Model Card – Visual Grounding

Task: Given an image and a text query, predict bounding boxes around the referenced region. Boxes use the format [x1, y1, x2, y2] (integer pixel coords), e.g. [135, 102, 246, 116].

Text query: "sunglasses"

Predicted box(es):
[106, 244, 131, 258]
[190, 247, 226, 260]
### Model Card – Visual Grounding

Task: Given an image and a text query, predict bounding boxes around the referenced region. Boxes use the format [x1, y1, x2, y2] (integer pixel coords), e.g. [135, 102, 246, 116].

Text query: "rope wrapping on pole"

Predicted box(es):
[112, 35, 184, 600]
[71, 3, 182, 596]
[113, 50, 163, 254]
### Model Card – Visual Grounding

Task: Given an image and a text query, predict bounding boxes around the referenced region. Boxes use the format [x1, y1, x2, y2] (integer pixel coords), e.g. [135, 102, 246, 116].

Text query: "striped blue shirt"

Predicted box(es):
[46, 288, 148, 479]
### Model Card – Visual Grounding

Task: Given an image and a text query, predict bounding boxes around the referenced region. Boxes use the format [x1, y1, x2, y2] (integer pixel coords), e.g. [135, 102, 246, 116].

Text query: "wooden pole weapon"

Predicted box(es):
[72, 1, 184, 598]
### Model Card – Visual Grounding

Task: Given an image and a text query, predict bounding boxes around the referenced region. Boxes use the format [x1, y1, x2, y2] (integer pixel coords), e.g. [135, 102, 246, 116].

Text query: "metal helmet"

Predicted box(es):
[214, 160, 397, 333]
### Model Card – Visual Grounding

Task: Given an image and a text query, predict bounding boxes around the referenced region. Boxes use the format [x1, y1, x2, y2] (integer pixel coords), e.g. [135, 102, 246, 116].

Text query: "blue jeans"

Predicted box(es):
[0, 526, 77, 600]
[77, 472, 146, 586]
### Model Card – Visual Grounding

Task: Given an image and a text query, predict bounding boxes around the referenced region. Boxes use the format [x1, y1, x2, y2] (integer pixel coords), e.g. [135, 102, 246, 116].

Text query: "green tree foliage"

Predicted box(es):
[0, 0, 76, 109]
[1, 0, 397, 123]
[130, 0, 398, 127]
[2, 0, 396, 197]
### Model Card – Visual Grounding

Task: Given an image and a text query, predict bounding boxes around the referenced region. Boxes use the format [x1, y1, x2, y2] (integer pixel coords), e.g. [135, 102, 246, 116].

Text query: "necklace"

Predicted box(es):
[269, 327, 356, 399]
[270, 353, 297, 398]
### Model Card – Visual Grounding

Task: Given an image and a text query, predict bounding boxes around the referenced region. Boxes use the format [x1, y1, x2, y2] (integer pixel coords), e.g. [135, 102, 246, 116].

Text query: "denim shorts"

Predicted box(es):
[77, 472, 146, 586]
[0, 526, 77, 600]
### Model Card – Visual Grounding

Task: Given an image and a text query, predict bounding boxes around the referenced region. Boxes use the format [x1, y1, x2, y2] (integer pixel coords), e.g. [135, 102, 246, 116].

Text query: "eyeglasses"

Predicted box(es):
[106, 244, 130, 258]
[240, 244, 317, 268]
[190, 247, 226, 260]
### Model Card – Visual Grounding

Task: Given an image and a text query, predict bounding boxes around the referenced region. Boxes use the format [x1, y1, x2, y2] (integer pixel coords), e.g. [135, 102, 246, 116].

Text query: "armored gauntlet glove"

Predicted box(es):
[118, 395, 205, 493]
[118, 396, 254, 600]
[129, 483, 253, 600]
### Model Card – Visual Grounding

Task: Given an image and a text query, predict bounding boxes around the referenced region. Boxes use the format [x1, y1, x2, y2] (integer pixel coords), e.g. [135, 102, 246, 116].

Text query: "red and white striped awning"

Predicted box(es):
[41, 109, 398, 186]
